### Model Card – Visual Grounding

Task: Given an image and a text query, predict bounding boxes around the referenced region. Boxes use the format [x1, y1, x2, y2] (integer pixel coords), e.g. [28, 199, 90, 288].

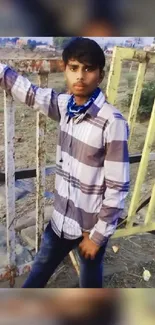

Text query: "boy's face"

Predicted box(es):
[64, 59, 104, 98]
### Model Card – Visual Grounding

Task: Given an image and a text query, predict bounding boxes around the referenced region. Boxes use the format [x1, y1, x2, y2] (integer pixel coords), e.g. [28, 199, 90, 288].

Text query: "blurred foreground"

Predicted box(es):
[0, 289, 155, 325]
[0, 0, 154, 36]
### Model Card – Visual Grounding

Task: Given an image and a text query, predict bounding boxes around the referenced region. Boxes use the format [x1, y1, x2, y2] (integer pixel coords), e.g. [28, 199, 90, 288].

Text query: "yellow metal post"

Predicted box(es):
[128, 62, 146, 149]
[113, 47, 147, 62]
[112, 222, 155, 238]
[127, 100, 155, 227]
[144, 183, 155, 225]
[106, 47, 122, 105]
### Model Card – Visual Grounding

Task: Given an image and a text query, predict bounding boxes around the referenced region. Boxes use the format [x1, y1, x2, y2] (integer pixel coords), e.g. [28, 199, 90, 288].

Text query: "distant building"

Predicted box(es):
[36, 45, 48, 50]
[5, 42, 14, 48]
[144, 44, 155, 52]
[124, 39, 134, 48]
[16, 39, 27, 48]
[35, 45, 56, 52]
[150, 40, 155, 51]
[104, 47, 114, 56]
[143, 46, 151, 52]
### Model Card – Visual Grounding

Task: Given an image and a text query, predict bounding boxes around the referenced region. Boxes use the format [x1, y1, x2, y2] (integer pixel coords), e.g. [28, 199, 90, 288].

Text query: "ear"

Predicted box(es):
[64, 62, 68, 80]
[64, 68, 68, 81]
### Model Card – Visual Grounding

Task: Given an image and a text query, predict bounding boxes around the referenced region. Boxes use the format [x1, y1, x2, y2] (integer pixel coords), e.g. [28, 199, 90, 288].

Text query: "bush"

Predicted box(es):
[126, 81, 155, 119]
[126, 72, 135, 89]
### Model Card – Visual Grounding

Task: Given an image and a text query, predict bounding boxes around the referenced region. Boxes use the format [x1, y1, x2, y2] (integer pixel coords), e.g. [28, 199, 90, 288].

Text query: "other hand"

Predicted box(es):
[79, 232, 100, 260]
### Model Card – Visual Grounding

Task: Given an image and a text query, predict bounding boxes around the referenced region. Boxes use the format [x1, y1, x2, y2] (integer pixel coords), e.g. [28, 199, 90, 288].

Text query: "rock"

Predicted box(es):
[0, 224, 33, 269]
[0, 186, 6, 219]
[16, 137, 23, 143]
[137, 206, 148, 222]
[0, 179, 36, 216]
[21, 223, 48, 249]
[0, 253, 7, 268]
[0, 224, 6, 246]
[15, 205, 54, 231]
[15, 244, 24, 256]
[141, 184, 148, 194]
[0, 225, 7, 267]
[0, 185, 5, 204]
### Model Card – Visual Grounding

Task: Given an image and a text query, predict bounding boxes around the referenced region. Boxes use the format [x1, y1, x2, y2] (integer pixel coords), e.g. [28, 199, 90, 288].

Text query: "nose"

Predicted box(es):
[76, 68, 84, 80]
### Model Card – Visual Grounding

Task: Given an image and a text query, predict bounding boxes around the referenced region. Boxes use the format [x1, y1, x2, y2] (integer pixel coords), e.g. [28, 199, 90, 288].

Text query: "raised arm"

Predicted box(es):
[0, 63, 60, 122]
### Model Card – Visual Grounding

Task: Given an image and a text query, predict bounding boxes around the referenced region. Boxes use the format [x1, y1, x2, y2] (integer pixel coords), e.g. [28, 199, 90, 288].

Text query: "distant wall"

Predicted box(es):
[0, 58, 65, 73]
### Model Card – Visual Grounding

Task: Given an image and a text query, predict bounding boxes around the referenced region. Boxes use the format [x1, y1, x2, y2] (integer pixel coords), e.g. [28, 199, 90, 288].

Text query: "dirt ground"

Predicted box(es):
[0, 53, 155, 288]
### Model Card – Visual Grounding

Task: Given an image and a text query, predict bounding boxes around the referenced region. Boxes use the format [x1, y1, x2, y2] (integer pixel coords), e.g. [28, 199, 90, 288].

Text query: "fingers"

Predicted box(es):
[90, 254, 95, 260]
[79, 244, 87, 258]
[78, 241, 83, 249]
[84, 251, 95, 259]
[85, 253, 90, 259]
[79, 246, 94, 260]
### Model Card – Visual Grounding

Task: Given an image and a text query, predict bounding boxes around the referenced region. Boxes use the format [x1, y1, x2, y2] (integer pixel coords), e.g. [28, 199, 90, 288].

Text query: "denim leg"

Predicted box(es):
[22, 222, 81, 288]
[78, 241, 108, 288]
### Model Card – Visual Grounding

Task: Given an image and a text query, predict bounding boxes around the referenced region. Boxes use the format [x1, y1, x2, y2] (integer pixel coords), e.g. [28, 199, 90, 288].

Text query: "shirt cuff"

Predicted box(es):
[0, 63, 7, 76]
[89, 229, 108, 246]
[89, 217, 118, 246]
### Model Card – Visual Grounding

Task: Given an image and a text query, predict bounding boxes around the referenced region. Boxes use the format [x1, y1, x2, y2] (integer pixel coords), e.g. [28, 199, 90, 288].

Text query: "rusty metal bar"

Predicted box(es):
[36, 69, 49, 252]
[0, 261, 33, 282]
[0, 58, 64, 74]
[3, 92, 16, 288]
[0, 164, 56, 183]
[0, 153, 155, 184]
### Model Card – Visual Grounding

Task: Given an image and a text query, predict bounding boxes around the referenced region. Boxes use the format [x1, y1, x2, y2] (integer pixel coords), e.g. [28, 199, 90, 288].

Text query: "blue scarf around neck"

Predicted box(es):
[66, 87, 101, 118]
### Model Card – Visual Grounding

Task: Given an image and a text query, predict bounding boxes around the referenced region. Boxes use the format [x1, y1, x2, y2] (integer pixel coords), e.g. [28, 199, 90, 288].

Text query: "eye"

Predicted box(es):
[85, 66, 94, 72]
[70, 66, 77, 71]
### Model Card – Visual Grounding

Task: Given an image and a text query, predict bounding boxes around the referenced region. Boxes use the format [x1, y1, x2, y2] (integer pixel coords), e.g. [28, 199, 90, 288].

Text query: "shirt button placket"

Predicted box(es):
[68, 123, 73, 197]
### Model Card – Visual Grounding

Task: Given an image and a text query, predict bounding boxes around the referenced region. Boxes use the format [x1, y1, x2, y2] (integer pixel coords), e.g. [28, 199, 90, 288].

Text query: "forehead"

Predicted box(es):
[67, 59, 93, 67]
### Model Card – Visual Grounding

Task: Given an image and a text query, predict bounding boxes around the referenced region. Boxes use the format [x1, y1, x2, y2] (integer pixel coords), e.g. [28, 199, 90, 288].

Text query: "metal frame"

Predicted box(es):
[0, 59, 80, 286]
[106, 47, 155, 239]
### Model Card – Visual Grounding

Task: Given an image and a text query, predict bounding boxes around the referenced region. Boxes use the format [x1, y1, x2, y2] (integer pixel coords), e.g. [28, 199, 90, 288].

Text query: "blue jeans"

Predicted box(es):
[22, 222, 108, 288]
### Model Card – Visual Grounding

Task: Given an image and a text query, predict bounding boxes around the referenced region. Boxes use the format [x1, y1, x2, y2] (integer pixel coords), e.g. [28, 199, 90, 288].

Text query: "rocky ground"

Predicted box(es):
[0, 48, 60, 60]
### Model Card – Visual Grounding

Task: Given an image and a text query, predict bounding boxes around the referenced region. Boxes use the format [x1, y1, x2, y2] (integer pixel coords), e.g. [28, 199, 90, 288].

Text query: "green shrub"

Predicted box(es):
[126, 81, 155, 119]
[126, 72, 135, 89]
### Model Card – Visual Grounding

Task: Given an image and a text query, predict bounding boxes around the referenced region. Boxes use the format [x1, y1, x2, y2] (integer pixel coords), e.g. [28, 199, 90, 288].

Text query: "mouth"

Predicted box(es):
[74, 83, 86, 89]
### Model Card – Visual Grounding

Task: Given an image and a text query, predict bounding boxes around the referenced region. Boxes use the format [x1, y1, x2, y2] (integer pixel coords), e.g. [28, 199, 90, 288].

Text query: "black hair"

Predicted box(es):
[62, 37, 105, 72]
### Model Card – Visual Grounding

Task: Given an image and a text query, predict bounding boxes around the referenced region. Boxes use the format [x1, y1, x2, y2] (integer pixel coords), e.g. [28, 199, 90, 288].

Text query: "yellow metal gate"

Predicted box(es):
[107, 47, 155, 238]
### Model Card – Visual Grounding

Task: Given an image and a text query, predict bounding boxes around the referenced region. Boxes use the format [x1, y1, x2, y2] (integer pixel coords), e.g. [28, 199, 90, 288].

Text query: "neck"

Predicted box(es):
[74, 96, 89, 106]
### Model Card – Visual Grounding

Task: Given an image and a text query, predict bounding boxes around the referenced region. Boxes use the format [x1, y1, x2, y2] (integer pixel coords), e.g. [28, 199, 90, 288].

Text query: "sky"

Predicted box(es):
[2, 37, 154, 46]
[94, 37, 154, 45]
[22, 37, 154, 46]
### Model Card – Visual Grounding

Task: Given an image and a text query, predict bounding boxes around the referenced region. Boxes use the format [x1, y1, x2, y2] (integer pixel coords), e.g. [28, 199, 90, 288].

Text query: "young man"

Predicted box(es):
[0, 37, 130, 288]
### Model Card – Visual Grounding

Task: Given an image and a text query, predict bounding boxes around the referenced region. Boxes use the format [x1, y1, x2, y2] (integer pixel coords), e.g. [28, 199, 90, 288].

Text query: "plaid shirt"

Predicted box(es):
[0, 64, 130, 246]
